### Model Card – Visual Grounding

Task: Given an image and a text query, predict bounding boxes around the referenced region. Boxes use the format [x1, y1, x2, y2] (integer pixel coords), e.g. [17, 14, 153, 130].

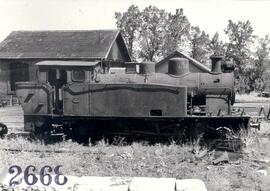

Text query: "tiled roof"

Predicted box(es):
[0, 30, 123, 59]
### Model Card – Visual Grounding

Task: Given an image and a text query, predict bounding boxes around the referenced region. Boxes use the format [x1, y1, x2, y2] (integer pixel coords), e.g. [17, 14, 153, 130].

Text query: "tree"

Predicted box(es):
[115, 6, 192, 62]
[115, 5, 141, 59]
[224, 20, 254, 77]
[190, 26, 211, 64]
[254, 35, 270, 91]
[255, 35, 270, 78]
[138, 6, 168, 61]
[209, 32, 225, 56]
[224, 20, 255, 93]
[162, 9, 190, 57]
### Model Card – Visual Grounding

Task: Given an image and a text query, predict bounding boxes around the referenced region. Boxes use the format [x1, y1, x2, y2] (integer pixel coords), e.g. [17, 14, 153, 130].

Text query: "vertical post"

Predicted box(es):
[228, 100, 231, 115]
[190, 91, 193, 115]
[10, 95, 13, 106]
[267, 107, 270, 120]
[56, 69, 60, 79]
[241, 108, 245, 116]
[217, 109, 222, 116]
[258, 106, 266, 118]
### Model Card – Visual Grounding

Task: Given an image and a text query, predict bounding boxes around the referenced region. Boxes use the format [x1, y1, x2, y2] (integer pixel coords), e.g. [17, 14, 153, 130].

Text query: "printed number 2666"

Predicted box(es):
[9, 165, 68, 186]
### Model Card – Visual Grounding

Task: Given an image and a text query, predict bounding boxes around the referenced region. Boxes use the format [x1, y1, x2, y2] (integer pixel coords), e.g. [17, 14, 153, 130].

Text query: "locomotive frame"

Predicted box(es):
[15, 56, 251, 143]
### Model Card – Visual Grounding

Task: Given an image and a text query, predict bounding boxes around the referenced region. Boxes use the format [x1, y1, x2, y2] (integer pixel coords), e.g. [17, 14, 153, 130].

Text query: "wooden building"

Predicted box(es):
[0, 30, 131, 96]
[155, 51, 210, 74]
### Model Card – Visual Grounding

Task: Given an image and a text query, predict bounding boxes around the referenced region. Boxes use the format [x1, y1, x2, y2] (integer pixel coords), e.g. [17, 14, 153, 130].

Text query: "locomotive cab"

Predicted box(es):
[15, 60, 102, 133]
[35, 61, 99, 115]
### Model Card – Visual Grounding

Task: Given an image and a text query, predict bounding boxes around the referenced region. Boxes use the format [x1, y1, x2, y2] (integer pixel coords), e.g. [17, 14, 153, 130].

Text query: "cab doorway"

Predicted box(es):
[48, 69, 67, 114]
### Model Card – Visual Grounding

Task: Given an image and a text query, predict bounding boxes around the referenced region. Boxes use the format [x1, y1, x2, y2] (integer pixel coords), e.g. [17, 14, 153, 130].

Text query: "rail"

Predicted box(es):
[232, 106, 270, 120]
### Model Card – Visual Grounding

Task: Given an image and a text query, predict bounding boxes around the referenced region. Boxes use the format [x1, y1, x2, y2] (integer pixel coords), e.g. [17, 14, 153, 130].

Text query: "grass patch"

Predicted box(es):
[1, 127, 270, 191]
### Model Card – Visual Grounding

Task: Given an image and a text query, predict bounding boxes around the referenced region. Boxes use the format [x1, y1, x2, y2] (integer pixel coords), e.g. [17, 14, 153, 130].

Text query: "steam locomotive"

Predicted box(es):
[15, 56, 250, 142]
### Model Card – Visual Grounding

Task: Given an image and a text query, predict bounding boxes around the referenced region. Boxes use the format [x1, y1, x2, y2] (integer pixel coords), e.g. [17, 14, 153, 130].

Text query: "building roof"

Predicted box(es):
[156, 51, 211, 72]
[0, 30, 131, 61]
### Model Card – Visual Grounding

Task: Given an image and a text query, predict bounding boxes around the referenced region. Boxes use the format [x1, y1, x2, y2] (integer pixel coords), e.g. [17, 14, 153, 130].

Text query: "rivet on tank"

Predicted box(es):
[168, 58, 189, 75]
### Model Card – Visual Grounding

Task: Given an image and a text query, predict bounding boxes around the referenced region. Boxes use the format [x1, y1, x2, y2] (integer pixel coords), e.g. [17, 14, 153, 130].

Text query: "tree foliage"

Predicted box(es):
[254, 35, 270, 91]
[115, 5, 270, 93]
[255, 35, 270, 78]
[115, 5, 141, 59]
[162, 9, 191, 57]
[224, 20, 254, 77]
[224, 20, 255, 93]
[138, 6, 167, 61]
[190, 26, 211, 64]
[209, 32, 225, 56]
[115, 5, 190, 62]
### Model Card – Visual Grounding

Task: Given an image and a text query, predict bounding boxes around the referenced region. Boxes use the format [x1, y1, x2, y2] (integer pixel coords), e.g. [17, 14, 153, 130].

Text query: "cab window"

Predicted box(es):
[72, 70, 85, 82]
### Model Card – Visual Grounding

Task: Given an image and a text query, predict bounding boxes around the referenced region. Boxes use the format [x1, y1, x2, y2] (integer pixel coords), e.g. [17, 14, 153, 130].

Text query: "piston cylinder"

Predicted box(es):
[168, 58, 189, 75]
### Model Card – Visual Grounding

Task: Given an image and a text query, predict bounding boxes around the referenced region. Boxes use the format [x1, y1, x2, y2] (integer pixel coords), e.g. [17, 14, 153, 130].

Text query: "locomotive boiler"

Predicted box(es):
[15, 56, 250, 142]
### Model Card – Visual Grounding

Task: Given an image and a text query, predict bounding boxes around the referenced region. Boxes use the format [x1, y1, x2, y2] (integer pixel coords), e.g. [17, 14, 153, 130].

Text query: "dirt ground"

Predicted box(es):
[0, 105, 23, 133]
[1, 105, 270, 191]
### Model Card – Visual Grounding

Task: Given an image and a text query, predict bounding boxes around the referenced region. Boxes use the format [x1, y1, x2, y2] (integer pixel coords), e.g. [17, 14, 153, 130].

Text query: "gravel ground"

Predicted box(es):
[0, 105, 23, 133]
[1, 128, 270, 191]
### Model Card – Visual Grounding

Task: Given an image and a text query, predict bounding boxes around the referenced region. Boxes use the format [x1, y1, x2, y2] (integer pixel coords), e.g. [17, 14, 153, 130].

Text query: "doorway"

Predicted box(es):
[48, 69, 67, 114]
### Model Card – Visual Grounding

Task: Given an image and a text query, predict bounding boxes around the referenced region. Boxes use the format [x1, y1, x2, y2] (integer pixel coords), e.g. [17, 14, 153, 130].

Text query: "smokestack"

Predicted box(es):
[210, 55, 223, 73]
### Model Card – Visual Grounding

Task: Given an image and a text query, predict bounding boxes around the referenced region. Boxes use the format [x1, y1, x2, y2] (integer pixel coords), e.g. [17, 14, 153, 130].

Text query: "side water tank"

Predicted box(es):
[140, 62, 156, 74]
[168, 58, 189, 75]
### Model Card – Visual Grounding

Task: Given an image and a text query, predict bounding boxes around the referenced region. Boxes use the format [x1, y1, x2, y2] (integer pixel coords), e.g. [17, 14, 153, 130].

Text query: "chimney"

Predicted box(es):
[210, 55, 223, 73]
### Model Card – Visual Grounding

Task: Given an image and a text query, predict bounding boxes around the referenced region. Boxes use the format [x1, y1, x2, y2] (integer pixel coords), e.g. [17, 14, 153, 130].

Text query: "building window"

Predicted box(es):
[72, 70, 85, 82]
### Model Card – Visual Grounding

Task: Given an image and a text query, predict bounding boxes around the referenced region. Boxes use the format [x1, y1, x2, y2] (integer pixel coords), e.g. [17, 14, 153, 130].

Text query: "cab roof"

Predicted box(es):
[36, 60, 99, 67]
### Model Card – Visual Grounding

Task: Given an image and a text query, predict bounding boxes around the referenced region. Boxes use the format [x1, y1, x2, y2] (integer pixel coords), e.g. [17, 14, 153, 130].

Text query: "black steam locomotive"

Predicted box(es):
[15, 56, 250, 142]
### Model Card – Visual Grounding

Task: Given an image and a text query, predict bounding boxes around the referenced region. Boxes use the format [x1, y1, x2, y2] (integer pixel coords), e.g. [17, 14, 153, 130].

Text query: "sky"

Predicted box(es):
[0, 0, 270, 42]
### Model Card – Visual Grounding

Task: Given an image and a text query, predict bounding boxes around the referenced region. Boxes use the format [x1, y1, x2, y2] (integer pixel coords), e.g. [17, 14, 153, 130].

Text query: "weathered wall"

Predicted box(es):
[28, 61, 39, 82]
[107, 41, 125, 61]
[107, 35, 131, 62]
[0, 59, 40, 96]
[0, 61, 9, 97]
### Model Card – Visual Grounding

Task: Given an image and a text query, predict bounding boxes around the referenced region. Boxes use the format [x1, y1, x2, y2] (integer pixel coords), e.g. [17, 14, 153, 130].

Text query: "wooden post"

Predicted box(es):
[241, 108, 245, 116]
[259, 106, 266, 118]
[267, 107, 270, 120]
[10, 95, 13, 106]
